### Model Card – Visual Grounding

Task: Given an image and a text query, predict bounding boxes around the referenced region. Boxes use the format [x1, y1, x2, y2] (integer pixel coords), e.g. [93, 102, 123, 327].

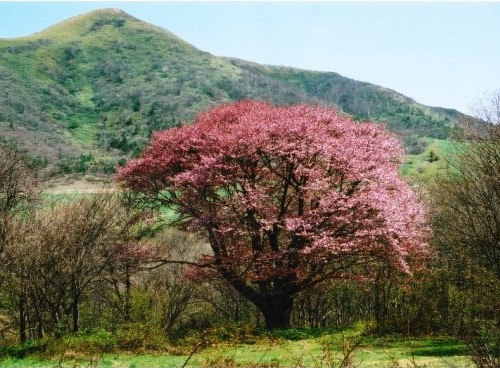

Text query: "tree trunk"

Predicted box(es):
[124, 263, 131, 322]
[71, 279, 80, 333]
[258, 294, 294, 330]
[19, 295, 27, 343]
[32, 299, 44, 339]
[216, 264, 295, 330]
[71, 298, 79, 333]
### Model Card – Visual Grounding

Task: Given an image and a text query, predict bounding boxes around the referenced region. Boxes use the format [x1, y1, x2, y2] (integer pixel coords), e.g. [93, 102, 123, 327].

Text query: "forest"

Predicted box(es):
[0, 93, 499, 368]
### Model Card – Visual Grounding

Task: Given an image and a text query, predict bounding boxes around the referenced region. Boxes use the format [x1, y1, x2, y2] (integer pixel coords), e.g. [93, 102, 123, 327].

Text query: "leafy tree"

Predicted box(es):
[117, 100, 429, 329]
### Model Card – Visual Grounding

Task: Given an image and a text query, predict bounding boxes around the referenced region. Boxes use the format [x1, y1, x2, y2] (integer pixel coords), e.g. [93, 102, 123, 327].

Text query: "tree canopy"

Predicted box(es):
[117, 100, 429, 328]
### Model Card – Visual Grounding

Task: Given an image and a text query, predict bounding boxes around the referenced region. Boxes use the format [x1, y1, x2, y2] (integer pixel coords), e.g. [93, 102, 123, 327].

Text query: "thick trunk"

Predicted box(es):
[213, 246, 296, 330]
[222, 273, 294, 329]
[222, 277, 295, 329]
[259, 294, 294, 330]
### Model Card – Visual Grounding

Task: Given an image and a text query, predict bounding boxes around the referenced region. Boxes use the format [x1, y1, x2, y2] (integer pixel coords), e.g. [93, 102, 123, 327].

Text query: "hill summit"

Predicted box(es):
[0, 9, 463, 173]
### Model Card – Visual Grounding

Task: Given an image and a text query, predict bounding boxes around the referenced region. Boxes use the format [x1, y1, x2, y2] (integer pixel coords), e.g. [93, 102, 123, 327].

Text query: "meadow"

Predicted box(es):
[0, 327, 471, 368]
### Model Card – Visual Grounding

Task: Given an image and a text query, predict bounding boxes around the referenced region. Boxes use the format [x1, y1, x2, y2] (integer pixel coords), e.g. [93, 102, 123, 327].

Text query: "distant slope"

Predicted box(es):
[226, 59, 462, 138]
[0, 8, 465, 172]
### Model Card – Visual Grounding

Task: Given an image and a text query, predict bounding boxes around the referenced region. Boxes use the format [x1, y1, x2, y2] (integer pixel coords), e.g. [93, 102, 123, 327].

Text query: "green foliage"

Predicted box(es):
[52, 330, 117, 355]
[0, 9, 465, 174]
[0, 8, 493, 367]
[58, 153, 95, 174]
[113, 323, 168, 352]
[0, 340, 47, 359]
[250, 64, 460, 139]
[56, 154, 120, 174]
[427, 149, 439, 162]
[400, 139, 453, 181]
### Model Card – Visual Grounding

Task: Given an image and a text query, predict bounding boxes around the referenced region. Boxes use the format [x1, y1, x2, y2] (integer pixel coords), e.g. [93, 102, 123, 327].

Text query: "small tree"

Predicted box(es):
[0, 143, 39, 256]
[2, 192, 148, 339]
[117, 101, 429, 329]
[137, 229, 205, 334]
[436, 89, 500, 280]
[469, 88, 500, 126]
[431, 90, 500, 364]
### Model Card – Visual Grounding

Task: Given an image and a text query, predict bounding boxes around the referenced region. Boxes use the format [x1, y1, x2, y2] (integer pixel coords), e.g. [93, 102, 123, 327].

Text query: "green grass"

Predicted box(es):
[400, 138, 457, 182]
[0, 333, 471, 367]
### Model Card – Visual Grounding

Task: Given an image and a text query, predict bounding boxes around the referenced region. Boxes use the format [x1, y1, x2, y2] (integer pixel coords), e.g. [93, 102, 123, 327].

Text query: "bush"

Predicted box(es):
[0, 340, 48, 359]
[69, 330, 117, 354]
[115, 323, 168, 352]
[176, 323, 259, 350]
[31, 330, 118, 358]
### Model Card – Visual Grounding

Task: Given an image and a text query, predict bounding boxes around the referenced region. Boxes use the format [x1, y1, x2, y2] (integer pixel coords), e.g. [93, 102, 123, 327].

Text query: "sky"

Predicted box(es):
[0, 1, 499, 115]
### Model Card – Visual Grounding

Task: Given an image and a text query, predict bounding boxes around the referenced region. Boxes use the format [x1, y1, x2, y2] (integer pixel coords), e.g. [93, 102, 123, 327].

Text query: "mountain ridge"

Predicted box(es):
[0, 8, 465, 173]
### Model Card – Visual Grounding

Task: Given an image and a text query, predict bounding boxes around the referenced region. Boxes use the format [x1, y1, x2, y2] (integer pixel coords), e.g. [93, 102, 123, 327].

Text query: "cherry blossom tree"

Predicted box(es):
[117, 100, 429, 329]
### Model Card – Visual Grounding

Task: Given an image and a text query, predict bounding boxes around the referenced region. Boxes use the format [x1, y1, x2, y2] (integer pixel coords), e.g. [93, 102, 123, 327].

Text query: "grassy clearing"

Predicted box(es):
[400, 138, 456, 182]
[0, 333, 470, 367]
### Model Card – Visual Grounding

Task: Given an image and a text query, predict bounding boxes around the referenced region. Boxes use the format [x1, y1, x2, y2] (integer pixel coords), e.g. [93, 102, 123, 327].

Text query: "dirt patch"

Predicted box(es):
[44, 174, 116, 194]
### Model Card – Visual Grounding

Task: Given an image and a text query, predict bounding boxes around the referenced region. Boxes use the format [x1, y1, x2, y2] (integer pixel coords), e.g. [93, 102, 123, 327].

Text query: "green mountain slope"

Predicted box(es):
[0, 8, 465, 172]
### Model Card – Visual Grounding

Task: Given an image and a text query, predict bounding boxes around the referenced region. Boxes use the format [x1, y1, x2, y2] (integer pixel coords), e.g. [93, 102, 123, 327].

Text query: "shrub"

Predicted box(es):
[0, 340, 47, 359]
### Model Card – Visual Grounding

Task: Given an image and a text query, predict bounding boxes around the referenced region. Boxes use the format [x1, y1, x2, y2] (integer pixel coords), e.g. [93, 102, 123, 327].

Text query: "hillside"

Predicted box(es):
[0, 8, 465, 173]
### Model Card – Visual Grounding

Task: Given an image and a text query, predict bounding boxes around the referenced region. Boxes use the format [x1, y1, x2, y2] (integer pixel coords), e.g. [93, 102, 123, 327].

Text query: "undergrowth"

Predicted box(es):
[0, 324, 474, 368]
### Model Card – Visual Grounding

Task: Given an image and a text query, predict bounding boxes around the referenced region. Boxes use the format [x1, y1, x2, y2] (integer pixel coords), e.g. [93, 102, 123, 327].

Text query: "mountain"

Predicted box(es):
[0, 9, 464, 173]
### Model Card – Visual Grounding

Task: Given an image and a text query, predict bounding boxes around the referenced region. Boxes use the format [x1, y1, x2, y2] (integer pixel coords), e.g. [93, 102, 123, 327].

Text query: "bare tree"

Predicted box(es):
[469, 88, 500, 125]
[2, 192, 148, 340]
[431, 89, 500, 362]
[136, 229, 210, 334]
[0, 144, 39, 341]
[0, 143, 39, 256]
[438, 106, 500, 280]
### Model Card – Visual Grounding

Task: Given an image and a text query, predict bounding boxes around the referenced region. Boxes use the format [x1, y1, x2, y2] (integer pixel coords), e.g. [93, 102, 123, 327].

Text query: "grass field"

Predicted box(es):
[400, 138, 456, 182]
[0, 333, 471, 368]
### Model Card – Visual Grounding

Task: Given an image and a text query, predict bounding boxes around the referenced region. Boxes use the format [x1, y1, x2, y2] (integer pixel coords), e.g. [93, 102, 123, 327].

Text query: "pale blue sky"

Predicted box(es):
[1, 1, 499, 114]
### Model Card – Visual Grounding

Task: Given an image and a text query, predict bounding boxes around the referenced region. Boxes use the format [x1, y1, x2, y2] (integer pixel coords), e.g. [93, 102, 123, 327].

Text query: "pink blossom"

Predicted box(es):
[117, 100, 430, 292]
